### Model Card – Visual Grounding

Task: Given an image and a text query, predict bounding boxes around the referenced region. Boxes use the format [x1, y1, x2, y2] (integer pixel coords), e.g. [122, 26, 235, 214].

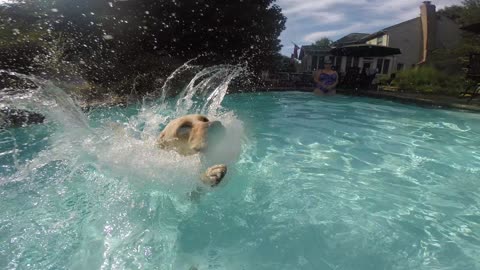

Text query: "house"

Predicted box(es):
[344, 1, 462, 75]
[297, 1, 462, 76]
[333, 33, 370, 46]
[296, 45, 331, 73]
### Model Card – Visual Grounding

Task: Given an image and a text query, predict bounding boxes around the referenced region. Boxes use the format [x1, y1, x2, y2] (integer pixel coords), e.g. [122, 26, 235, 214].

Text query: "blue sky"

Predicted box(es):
[277, 0, 463, 56]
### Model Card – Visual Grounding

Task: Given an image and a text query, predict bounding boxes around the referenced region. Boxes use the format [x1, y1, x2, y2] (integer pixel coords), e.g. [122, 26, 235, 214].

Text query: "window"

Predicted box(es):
[334, 56, 340, 66]
[376, 36, 384, 45]
[382, 59, 391, 74]
[397, 63, 404, 71]
[346, 56, 353, 68]
[353, 57, 359, 68]
[318, 57, 325, 69]
[363, 58, 373, 72]
[312, 55, 318, 71]
[376, 58, 384, 73]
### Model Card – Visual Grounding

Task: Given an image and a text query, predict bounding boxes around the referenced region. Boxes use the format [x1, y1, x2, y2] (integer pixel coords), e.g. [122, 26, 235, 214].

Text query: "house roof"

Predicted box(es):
[298, 45, 331, 59]
[299, 45, 331, 54]
[333, 33, 370, 46]
[301, 45, 330, 49]
[359, 17, 420, 42]
[333, 18, 421, 47]
[330, 44, 402, 57]
[359, 14, 458, 43]
[383, 17, 420, 32]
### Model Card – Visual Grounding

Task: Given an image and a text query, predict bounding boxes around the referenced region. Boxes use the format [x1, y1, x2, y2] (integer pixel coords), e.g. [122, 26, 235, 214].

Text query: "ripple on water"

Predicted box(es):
[1, 92, 480, 269]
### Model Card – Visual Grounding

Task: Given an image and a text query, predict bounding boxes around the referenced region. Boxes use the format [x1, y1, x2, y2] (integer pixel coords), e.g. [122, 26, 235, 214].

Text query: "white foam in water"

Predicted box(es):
[0, 65, 245, 187]
[0, 63, 243, 191]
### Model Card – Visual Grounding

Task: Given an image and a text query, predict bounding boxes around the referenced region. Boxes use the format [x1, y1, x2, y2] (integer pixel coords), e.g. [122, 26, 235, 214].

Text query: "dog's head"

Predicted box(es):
[157, 114, 225, 156]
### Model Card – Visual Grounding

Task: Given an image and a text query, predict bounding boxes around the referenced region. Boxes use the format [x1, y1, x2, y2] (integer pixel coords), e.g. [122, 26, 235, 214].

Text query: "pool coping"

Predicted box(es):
[253, 87, 480, 113]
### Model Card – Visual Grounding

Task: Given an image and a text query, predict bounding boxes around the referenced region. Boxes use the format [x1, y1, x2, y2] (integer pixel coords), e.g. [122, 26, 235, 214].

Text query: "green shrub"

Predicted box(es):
[376, 74, 391, 85]
[392, 66, 464, 95]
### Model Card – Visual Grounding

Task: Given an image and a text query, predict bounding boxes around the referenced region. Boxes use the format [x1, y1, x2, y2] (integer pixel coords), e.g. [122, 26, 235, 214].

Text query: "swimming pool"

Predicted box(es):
[1, 90, 480, 270]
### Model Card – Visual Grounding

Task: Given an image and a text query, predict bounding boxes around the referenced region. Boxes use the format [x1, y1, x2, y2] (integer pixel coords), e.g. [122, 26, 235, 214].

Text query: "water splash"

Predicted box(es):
[0, 63, 245, 185]
[174, 64, 244, 116]
[0, 63, 246, 270]
[157, 57, 201, 103]
[0, 70, 91, 132]
[132, 64, 245, 140]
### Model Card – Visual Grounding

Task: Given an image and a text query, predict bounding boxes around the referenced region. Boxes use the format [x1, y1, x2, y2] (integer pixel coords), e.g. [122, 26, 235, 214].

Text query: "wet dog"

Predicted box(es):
[157, 114, 228, 187]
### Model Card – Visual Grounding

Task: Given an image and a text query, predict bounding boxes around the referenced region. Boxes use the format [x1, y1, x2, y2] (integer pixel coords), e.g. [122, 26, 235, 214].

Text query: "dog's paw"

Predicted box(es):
[202, 164, 227, 187]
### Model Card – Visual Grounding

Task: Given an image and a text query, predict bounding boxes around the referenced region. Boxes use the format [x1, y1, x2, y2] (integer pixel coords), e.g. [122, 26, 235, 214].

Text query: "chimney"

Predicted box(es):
[420, 1, 436, 64]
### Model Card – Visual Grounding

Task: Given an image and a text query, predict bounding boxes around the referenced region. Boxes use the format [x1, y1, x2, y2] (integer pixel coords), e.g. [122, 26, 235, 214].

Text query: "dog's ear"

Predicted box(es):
[177, 124, 192, 137]
[197, 115, 209, 122]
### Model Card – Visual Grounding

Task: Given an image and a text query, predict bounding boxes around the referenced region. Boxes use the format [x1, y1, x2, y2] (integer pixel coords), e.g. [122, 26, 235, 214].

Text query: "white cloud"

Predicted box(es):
[302, 19, 395, 42]
[288, 11, 346, 24]
[279, 0, 364, 25]
[279, 0, 367, 15]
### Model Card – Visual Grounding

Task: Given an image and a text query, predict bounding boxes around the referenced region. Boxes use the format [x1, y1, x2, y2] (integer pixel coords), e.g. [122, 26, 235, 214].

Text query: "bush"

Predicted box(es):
[376, 74, 391, 85]
[392, 66, 464, 95]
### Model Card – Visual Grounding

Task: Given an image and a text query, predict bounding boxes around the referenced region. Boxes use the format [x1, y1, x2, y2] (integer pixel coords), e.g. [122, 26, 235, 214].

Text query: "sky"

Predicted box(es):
[277, 0, 463, 56]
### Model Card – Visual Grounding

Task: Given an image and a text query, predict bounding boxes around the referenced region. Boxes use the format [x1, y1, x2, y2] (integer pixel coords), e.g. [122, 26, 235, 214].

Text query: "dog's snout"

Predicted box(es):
[188, 122, 209, 152]
[191, 142, 207, 152]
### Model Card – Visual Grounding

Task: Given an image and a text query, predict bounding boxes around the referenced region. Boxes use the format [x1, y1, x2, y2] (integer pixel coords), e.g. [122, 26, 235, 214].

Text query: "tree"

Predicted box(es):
[271, 53, 296, 73]
[1, 0, 287, 93]
[461, 0, 480, 24]
[440, 1, 480, 24]
[438, 5, 465, 23]
[312, 37, 333, 48]
[431, 1, 480, 75]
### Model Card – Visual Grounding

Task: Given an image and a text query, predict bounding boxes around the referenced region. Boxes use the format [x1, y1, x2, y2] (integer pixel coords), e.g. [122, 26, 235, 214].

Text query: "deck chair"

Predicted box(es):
[377, 73, 401, 92]
[459, 54, 480, 102]
[460, 82, 480, 102]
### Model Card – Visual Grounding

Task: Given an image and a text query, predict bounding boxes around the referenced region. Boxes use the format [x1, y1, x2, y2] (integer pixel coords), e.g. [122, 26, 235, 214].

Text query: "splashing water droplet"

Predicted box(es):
[103, 35, 114, 40]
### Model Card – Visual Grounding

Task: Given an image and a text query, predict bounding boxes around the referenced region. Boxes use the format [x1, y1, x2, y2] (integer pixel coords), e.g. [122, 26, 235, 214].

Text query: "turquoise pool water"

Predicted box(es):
[1, 92, 480, 270]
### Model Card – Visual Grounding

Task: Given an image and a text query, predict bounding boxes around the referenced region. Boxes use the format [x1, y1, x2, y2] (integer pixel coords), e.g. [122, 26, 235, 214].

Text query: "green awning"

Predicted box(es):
[330, 44, 402, 57]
